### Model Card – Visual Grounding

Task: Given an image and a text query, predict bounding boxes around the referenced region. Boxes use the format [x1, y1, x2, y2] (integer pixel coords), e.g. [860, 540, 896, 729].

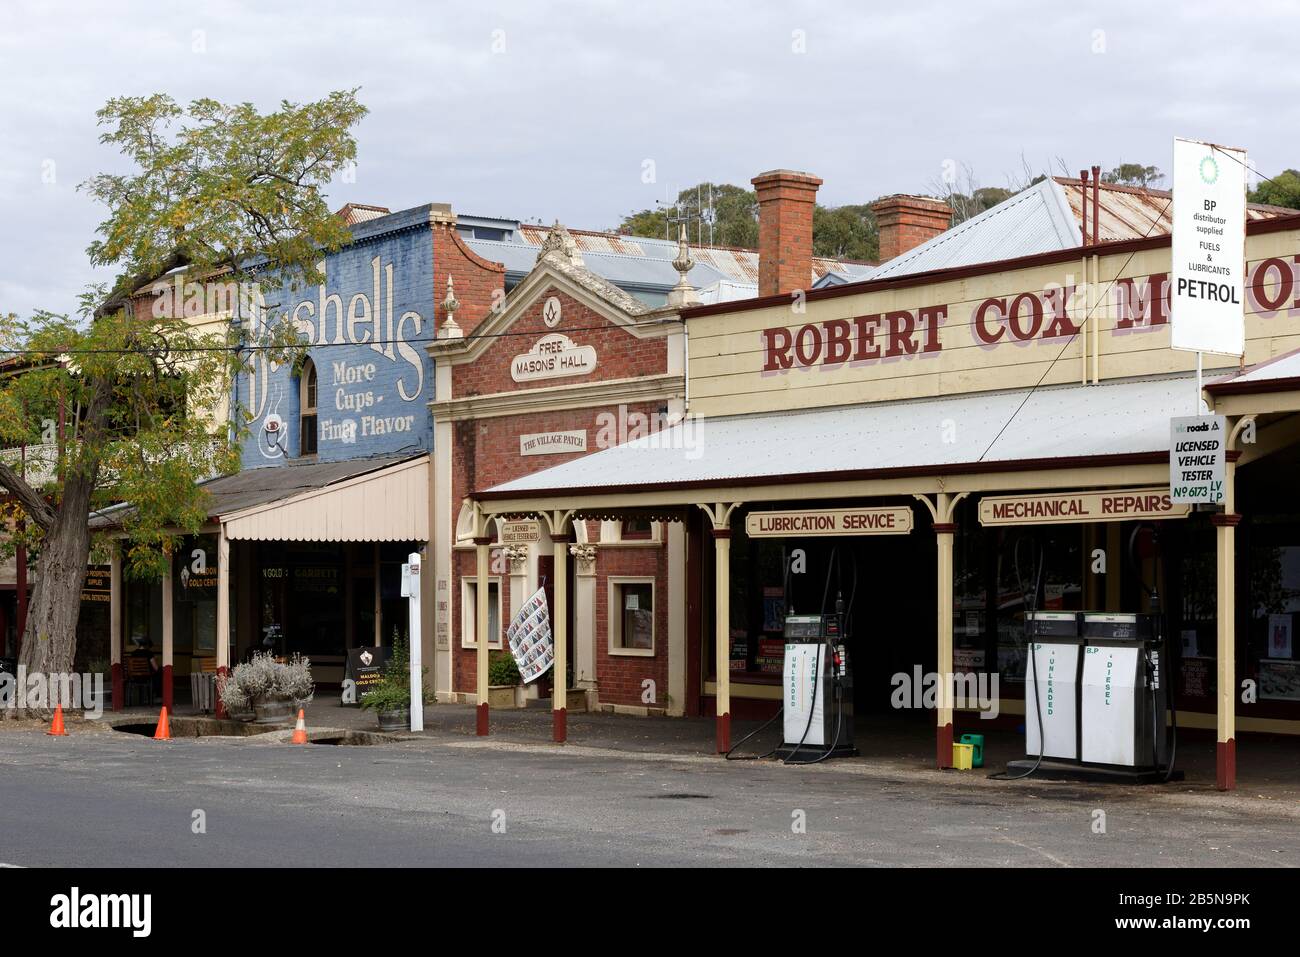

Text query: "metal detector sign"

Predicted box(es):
[1170, 415, 1226, 504]
[506, 587, 554, 684]
[1171, 137, 1247, 356]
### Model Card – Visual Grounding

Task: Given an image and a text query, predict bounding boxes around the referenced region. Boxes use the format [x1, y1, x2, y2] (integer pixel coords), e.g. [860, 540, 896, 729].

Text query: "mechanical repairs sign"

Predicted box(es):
[979, 488, 1191, 526]
[506, 587, 554, 684]
[1171, 137, 1247, 356]
[1170, 414, 1226, 504]
[745, 507, 914, 537]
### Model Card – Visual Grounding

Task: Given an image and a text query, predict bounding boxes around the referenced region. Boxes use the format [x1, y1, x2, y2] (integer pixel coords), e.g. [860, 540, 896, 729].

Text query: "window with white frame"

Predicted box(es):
[608, 578, 655, 655]
[299, 357, 318, 457]
[461, 577, 503, 649]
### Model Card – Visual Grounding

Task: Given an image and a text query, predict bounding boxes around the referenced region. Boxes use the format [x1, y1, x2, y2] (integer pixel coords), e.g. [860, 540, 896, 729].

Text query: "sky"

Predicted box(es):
[2, 0, 1298, 317]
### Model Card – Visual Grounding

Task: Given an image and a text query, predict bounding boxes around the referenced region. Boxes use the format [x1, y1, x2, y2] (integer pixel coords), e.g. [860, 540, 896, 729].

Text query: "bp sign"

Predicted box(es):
[1170, 137, 1247, 357]
[1170, 415, 1226, 505]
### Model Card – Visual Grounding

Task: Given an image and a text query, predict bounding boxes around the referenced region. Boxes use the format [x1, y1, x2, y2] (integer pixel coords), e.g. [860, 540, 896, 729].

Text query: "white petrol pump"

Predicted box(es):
[1013, 610, 1177, 782]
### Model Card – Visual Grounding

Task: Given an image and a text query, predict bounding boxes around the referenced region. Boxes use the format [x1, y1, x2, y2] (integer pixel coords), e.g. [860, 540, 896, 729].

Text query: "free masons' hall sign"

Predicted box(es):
[511, 333, 598, 383]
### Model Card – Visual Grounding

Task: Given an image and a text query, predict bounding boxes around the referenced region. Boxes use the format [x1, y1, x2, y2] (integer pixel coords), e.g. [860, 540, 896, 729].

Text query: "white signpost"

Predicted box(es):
[1170, 415, 1227, 505]
[400, 553, 423, 732]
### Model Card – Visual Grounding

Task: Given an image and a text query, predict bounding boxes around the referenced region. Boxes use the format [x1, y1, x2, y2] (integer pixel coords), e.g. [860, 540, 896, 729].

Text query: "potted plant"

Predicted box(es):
[220, 651, 314, 724]
[488, 652, 524, 709]
[360, 634, 429, 731]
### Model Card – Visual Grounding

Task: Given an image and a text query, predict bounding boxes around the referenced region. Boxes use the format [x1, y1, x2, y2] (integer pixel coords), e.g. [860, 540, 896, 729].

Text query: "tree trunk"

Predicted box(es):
[15, 377, 112, 695]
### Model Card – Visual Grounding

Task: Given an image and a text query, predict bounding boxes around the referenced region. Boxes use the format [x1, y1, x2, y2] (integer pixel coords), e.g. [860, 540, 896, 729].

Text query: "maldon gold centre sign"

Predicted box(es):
[979, 488, 1190, 526]
[745, 507, 913, 537]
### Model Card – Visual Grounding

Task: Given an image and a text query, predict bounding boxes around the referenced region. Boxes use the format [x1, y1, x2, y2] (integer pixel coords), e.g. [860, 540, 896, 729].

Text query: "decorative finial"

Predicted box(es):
[441, 274, 462, 338]
[539, 220, 585, 269]
[667, 224, 699, 307]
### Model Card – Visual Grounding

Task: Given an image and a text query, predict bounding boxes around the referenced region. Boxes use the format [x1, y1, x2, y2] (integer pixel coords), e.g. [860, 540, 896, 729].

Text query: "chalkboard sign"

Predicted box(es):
[343, 646, 392, 706]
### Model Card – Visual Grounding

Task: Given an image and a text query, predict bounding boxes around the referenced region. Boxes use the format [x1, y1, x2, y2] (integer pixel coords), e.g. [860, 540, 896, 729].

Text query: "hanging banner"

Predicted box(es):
[1171, 137, 1247, 356]
[506, 587, 554, 684]
[1169, 414, 1226, 504]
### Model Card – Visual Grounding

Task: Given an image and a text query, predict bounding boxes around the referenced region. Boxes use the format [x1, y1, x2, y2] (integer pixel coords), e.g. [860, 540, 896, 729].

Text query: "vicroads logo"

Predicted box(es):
[50, 887, 151, 937]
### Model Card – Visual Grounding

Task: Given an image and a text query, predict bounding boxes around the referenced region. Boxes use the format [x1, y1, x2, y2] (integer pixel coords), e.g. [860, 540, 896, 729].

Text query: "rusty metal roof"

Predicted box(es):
[335, 203, 392, 226]
[1053, 177, 1292, 242]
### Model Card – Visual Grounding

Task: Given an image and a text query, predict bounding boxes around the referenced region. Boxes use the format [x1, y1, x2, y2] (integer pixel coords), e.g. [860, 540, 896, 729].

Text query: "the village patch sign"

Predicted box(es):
[979, 487, 1190, 526]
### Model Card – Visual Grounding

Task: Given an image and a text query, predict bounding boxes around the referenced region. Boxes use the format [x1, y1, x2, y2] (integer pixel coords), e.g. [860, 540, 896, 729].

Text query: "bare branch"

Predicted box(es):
[0, 462, 54, 531]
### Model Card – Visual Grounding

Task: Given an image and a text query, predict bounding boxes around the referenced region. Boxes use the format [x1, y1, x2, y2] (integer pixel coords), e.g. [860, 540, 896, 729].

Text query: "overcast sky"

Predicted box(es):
[2, 0, 1297, 316]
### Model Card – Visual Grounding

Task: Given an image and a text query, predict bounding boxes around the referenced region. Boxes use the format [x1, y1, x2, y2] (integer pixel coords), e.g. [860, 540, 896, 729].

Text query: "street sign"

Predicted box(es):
[1170, 414, 1226, 505]
[406, 552, 423, 732]
[1171, 137, 1247, 356]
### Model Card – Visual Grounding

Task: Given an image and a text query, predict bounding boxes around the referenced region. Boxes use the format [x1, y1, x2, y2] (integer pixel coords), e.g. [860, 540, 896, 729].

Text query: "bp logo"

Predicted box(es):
[1199, 154, 1220, 185]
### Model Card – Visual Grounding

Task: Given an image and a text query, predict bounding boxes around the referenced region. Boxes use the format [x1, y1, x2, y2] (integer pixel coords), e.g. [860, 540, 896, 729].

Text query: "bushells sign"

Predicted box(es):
[1171, 137, 1248, 356]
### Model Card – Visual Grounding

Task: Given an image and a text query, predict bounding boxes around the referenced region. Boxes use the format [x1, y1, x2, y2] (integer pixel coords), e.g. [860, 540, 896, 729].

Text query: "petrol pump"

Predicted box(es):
[775, 601, 857, 761]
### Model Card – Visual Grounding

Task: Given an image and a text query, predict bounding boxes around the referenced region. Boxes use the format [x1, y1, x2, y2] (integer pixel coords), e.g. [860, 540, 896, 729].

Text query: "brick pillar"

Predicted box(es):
[871, 195, 952, 263]
[751, 169, 822, 297]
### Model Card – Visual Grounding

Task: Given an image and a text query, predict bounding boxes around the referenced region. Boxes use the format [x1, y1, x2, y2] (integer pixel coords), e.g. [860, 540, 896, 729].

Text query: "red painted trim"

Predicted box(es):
[936, 722, 953, 770]
[678, 212, 1300, 321]
[111, 662, 123, 713]
[476, 702, 489, 736]
[472, 536, 493, 546]
[1216, 738, 1236, 791]
[1210, 513, 1243, 527]
[162, 664, 173, 711]
[553, 707, 567, 743]
[549, 533, 574, 544]
[474, 450, 1169, 502]
[716, 712, 731, 753]
[214, 665, 229, 719]
[932, 522, 958, 534]
[710, 527, 732, 539]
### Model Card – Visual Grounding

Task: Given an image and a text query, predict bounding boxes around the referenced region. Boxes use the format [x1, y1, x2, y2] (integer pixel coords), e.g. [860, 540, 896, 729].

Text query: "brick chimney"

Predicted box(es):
[752, 169, 822, 296]
[871, 195, 952, 262]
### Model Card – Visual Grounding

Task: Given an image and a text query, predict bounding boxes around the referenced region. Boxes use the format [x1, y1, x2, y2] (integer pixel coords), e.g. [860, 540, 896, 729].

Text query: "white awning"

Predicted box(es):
[221, 454, 428, 542]
[481, 374, 1205, 498]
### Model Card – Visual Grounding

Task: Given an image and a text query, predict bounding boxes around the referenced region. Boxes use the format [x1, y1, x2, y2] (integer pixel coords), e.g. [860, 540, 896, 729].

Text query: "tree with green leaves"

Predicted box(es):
[1248, 169, 1300, 210]
[1102, 163, 1164, 188]
[619, 182, 879, 261]
[0, 91, 366, 698]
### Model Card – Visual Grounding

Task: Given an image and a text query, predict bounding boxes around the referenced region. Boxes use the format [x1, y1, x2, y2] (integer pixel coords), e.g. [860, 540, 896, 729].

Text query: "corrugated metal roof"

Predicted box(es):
[336, 203, 392, 226]
[869, 179, 1080, 281]
[483, 374, 1205, 495]
[1055, 177, 1293, 243]
[90, 454, 424, 529]
[1213, 346, 1300, 385]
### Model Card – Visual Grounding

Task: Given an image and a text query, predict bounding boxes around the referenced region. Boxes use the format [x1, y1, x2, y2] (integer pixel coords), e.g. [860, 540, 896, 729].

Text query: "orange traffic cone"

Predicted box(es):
[47, 705, 68, 736]
[290, 708, 308, 745]
[153, 707, 171, 741]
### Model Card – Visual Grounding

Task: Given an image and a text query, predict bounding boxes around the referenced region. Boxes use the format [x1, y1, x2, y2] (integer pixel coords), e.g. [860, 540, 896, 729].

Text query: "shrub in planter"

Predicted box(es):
[220, 652, 314, 724]
[488, 652, 521, 688]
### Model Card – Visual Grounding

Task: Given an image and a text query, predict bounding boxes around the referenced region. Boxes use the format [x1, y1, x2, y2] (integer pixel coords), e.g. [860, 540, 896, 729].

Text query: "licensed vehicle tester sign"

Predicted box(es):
[745, 507, 913, 537]
[1171, 137, 1247, 356]
[1169, 415, 1226, 505]
[979, 488, 1190, 526]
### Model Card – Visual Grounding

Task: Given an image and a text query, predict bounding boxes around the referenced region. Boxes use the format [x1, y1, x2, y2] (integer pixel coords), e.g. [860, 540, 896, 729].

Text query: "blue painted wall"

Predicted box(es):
[236, 207, 434, 468]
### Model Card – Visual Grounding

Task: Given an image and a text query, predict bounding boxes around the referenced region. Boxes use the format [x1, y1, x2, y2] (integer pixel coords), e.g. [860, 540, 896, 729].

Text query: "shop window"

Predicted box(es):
[461, 578, 502, 649]
[620, 518, 653, 541]
[299, 358, 318, 457]
[609, 578, 654, 655]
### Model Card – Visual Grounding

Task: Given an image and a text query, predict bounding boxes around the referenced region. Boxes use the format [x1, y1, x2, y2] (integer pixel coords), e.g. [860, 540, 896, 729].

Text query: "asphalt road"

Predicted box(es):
[0, 731, 1296, 867]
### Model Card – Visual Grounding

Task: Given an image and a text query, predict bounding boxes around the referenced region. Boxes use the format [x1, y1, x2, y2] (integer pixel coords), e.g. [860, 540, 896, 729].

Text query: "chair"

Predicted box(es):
[124, 656, 155, 707]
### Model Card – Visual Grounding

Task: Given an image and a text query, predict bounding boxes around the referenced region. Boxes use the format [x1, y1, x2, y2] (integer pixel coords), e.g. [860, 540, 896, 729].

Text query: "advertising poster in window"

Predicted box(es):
[506, 587, 554, 684]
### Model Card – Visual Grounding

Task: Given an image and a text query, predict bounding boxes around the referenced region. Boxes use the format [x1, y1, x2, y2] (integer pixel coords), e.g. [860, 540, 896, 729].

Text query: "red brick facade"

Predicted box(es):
[440, 272, 679, 710]
[752, 169, 823, 296]
[871, 194, 953, 263]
